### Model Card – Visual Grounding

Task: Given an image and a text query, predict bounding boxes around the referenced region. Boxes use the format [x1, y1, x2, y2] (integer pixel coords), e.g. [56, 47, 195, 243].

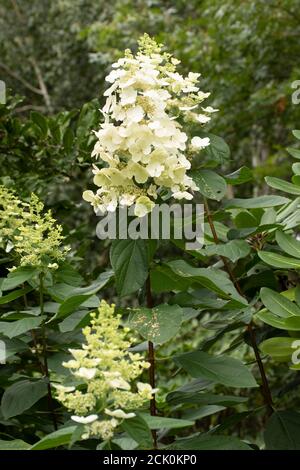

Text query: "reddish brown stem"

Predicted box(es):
[204, 198, 273, 414]
[146, 276, 158, 449]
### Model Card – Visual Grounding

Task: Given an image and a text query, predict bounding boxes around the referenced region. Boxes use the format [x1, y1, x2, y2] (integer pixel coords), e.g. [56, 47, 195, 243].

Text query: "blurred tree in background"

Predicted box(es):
[1, 0, 300, 188]
[1, 0, 300, 270]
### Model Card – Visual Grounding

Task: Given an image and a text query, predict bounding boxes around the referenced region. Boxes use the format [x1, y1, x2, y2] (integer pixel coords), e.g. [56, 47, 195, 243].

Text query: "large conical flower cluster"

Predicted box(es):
[83, 34, 214, 217]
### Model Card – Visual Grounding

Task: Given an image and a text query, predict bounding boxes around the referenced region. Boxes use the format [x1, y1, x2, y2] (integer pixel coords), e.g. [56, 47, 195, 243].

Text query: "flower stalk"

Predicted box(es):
[146, 275, 157, 449]
[39, 273, 58, 430]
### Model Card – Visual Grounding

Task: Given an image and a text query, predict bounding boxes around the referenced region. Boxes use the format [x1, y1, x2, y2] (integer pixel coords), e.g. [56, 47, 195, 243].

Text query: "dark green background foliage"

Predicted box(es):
[1, 0, 300, 451]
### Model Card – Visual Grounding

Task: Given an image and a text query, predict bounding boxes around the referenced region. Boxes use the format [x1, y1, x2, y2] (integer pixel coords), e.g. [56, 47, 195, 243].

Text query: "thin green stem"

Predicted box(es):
[39, 273, 58, 430]
[22, 283, 45, 376]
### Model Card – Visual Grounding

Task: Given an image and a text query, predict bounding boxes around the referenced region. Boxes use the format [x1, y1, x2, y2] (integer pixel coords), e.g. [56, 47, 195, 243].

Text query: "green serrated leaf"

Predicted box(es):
[30, 111, 48, 137]
[110, 239, 148, 297]
[167, 260, 247, 306]
[0, 439, 30, 450]
[292, 130, 300, 140]
[174, 350, 257, 388]
[191, 169, 227, 201]
[0, 316, 44, 339]
[204, 134, 230, 164]
[1, 267, 38, 291]
[139, 413, 194, 429]
[129, 304, 183, 344]
[1, 379, 48, 419]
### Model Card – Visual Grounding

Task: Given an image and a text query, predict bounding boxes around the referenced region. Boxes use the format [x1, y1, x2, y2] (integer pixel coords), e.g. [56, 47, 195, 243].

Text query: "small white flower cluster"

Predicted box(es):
[0, 186, 67, 270]
[55, 300, 157, 441]
[83, 34, 214, 217]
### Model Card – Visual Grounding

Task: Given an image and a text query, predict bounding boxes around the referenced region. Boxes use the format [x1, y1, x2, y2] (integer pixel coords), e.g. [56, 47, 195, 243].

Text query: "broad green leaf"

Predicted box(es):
[260, 337, 295, 361]
[295, 286, 300, 306]
[2, 337, 28, 359]
[258, 251, 300, 269]
[31, 111, 48, 137]
[183, 405, 225, 421]
[167, 391, 247, 407]
[276, 231, 300, 259]
[260, 287, 300, 317]
[30, 426, 77, 450]
[265, 411, 300, 450]
[129, 304, 183, 344]
[55, 294, 94, 319]
[1, 379, 48, 419]
[234, 211, 257, 228]
[292, 130, 300, 140]
[167, 260, 247, 306]
[0, 439, 30, 450]
[201, 240, 250, 262]
[191, 169, 226, 201]
[112, 437, 138, 450]
[138, 413, 194, 429]
[276, 197, 300, 222]
[150, 265, 191, 293]
[48, 270, 113, 303]
[283, 316, 300, 330]
[59, 310, 90, 333]
[54, 264, 83, 286]
[204, 134, 230, 164]
[0, 316, 44, 339]
[63, 127, 74, 153]
[224, 195, 290, 209]
[265, 176, 300, 195]
[287, 147, 300, 159]
[0, 286, 33, 305]
[205, 220, 229, 241]
[224, 166, 253, 185]
[174, 350, 257, 388]
[121, 415, 153, 449]
[49, 120, 61, 143]
[1, 267, 38, 291]
[292, 175, 300, 186]
[261, 208, 277, 225]
[167, 434, 251, 450]
[256, 310, 294, 330]
[110, 239, 148, 297]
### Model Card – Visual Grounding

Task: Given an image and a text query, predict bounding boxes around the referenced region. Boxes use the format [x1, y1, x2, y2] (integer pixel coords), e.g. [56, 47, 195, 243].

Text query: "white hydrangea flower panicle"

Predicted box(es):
[83, 34, 214, 217]
[0, 186, 68, 270]
[56, 300, 157, 442]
